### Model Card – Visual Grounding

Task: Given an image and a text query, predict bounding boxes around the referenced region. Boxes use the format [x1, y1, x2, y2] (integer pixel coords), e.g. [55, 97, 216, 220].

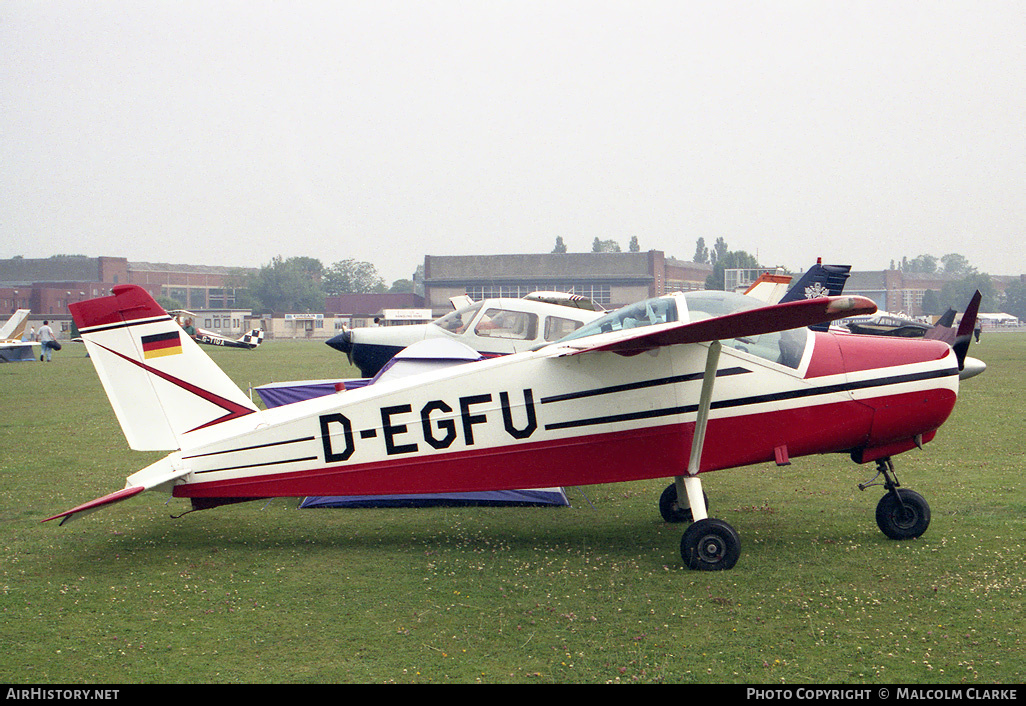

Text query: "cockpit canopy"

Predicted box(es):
[556, 291, 809, 369]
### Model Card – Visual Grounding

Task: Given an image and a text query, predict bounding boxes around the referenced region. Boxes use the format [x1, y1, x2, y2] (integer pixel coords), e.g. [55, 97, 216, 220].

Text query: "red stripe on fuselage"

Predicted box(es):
[172, 387, 956, 500]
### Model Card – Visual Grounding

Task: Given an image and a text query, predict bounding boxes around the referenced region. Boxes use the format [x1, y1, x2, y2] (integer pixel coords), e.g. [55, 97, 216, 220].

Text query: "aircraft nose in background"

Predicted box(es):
[326, 330, 353, 357]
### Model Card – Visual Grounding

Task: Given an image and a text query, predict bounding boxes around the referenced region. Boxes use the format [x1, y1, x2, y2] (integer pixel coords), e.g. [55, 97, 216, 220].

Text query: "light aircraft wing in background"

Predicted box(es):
[555, 294, 873, 357]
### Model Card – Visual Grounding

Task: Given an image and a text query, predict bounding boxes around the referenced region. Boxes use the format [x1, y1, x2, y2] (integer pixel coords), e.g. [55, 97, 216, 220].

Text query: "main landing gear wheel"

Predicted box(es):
[659, 483, 709, 523]
[680, 518, 741, 571]
[875, 488, 931, 540]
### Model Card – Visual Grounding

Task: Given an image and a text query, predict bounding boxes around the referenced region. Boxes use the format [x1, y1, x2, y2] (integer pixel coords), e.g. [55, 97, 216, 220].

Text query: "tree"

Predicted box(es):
[704, 249, 761, 290]
[906, 254, 938, 274]
[921, 289, 943, 317]
[710, 237, 728, 265]
[940, 272, 996, 313]
[156, 295, 184, 311]
[591, 237, 621, 253]
[1002, 278, 1026, 323]
[388, 278, 415, 293]
[285, 256, 324, 279]
[693, 238, 709, 264]
[247, 256, 325, 313]
[323, 259, 386, 294]
[941, 253, 974, 277]
[628, 236, 640, 252]
[551, 236, 567, 253]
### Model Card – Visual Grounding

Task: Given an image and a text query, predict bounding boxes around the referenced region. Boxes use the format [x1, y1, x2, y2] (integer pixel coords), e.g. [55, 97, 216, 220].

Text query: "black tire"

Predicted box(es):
[680, 518, 741, 570]
[875, 489, 931, 540]
[658, 483, 709, 523]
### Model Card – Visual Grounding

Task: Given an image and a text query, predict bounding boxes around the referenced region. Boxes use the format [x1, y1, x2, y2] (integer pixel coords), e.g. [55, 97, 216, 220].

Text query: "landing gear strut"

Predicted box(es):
[662, 340, 742, 570]
[859, 457, 931, 540]
[658, 482, 708, 524]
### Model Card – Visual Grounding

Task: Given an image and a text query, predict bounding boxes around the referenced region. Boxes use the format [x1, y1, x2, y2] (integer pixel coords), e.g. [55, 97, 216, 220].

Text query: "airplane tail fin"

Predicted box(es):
[0, 309, 31, 340]
[779, 261, 852, 333]
[779, 261, 852, 303]
[70, 285, 258, 450]
[238, 329, 264, 348]
[925, 290, 984, 379]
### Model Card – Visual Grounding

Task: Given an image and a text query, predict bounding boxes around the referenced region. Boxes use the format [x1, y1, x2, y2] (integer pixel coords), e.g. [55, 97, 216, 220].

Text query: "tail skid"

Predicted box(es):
[70, 285, 258, 450]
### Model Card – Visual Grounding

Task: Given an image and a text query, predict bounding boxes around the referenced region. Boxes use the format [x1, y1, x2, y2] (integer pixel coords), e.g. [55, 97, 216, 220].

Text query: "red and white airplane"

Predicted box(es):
[44, 283, 983, 570]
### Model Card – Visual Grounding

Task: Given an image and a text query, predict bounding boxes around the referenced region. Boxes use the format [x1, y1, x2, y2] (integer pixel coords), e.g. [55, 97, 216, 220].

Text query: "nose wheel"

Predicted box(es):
[860, 458, 932, 540]
[875, 488, 931, 540]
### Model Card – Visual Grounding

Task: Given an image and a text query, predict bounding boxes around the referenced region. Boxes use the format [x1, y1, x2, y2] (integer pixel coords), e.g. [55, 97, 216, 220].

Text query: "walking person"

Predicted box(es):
[36, 320, 60, 362]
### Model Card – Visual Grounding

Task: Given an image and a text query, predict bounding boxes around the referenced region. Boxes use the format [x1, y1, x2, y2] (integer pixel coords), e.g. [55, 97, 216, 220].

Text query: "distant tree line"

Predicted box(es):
[236, 256, 413, 314]
[552, 234, 761, 291]
[235, 245, 1025, 322]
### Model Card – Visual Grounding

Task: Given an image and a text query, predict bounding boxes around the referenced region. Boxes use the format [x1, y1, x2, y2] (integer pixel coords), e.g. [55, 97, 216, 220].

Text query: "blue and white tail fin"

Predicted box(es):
[778, 261, 852, 304]
[70, 285, 258, 451]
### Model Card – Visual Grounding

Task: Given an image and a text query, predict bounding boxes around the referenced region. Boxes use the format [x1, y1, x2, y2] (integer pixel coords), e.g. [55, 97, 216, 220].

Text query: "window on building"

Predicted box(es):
[465, 283, 611, 305]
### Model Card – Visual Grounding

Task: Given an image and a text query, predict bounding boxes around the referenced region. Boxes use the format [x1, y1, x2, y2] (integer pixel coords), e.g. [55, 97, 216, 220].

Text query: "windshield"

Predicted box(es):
[684, 291, 808, 369]
[433, 303, 483, 334]
[557, 295, 680, 343]
[555, 290, 808, 369]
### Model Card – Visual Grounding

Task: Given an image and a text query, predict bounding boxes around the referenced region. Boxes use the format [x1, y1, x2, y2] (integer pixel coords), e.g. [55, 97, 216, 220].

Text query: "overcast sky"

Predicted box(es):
[2, 1, 1023, 284]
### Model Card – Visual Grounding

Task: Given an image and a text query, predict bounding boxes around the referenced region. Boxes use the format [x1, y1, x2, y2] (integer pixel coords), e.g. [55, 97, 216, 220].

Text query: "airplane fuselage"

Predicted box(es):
[150, 330, 958, 503]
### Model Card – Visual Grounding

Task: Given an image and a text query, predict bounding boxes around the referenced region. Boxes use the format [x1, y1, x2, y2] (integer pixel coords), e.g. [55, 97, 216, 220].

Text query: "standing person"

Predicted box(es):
[36, 320, 58, 362]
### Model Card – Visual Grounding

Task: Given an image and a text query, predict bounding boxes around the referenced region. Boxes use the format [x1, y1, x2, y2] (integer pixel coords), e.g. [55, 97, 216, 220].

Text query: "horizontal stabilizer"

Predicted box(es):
[561, 295, 876, 357]
[42, 486, 145, 526]
[43, 462, 192, 525]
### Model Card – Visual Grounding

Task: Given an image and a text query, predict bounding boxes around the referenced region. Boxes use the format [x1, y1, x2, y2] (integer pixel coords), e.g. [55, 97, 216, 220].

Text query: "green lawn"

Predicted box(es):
[1, 335, 1023, 683]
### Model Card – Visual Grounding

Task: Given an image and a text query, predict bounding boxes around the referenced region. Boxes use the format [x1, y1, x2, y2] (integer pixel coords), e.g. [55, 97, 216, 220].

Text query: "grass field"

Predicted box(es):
[2, 334, 1023, 684]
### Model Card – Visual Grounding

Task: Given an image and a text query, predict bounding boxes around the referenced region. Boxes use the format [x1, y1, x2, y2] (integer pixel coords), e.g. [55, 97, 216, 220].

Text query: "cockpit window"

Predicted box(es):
[556, 290, 808, 369]
[474, 308, 538, 340]
[433, 303, 482, 334]
[683, 291, 808, 369]
[556, 296, 680, 343]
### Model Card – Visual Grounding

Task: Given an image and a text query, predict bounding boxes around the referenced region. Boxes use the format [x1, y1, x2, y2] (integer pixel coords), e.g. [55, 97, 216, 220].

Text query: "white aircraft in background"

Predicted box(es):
[326, 291, 605, 378]
[327, 261, 853, 378]
[0, 310, 39, 362]
[168, 310, 264, 350]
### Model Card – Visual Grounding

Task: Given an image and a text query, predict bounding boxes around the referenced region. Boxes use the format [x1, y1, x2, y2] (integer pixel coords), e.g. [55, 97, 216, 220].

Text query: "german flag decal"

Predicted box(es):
[141, 331, 183, 359]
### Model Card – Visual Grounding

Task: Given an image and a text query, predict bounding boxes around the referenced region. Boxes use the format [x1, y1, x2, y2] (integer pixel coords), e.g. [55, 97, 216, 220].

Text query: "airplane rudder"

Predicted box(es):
[70, 285, 257, 450]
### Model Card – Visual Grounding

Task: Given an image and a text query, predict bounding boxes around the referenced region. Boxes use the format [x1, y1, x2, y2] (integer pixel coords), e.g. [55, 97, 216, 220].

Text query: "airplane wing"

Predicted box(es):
[557, 295, 876, 357]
